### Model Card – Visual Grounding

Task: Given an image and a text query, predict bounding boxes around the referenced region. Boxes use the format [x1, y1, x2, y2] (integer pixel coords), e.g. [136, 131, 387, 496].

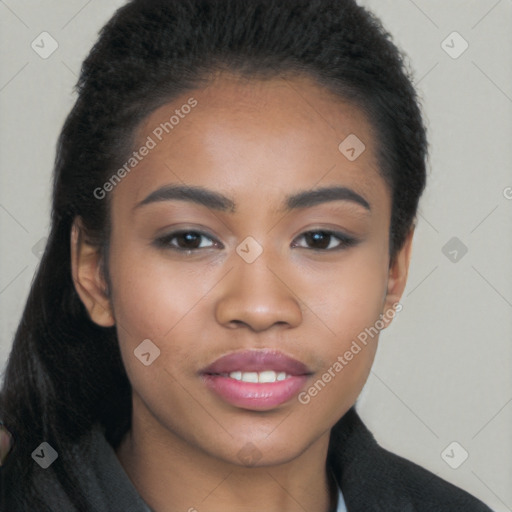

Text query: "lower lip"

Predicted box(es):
[202, 374, 309, 411]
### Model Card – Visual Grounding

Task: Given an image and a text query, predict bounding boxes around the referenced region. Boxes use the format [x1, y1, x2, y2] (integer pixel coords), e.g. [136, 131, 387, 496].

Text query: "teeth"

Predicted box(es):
[243, 372, 259, 383]
[259, 370, 277, 383]
[228, 370, 291, 383]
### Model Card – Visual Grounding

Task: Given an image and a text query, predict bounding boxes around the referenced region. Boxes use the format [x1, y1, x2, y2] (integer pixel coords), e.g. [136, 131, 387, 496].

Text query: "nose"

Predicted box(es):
[214, 252, 303, 332]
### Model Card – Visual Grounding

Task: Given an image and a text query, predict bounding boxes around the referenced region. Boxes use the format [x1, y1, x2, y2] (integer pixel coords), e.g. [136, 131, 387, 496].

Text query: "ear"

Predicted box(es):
[70, 217, 115, 327]
[381, 226, 415, 327]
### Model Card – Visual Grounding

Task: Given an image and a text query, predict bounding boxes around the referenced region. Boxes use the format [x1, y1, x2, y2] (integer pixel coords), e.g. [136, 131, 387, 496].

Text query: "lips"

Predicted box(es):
[200, 349, 312, 376]
[200, 349, 313, 411]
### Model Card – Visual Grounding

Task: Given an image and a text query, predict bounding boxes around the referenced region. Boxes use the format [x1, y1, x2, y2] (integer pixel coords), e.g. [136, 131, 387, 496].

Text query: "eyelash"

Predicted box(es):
[153, 229, 359, 253]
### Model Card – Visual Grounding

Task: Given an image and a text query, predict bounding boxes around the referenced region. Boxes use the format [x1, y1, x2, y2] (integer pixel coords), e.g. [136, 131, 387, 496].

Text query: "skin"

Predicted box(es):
[71, 73, 414, 512]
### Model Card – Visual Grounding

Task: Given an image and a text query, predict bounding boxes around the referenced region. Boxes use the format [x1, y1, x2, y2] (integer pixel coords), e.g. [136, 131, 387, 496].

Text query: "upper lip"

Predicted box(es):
[201, 349, 312, 376]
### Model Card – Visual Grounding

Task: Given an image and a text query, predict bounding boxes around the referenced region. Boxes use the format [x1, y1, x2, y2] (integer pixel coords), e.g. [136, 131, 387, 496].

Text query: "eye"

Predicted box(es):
[153, 230, 220, 251]
[292, 230, 358, 251]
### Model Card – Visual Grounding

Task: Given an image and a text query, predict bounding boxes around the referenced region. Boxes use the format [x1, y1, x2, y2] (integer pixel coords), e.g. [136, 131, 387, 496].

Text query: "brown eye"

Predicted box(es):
[175, 232, 203, 249]
[154, 230, 217, 251]
[292, 230, 358, 251]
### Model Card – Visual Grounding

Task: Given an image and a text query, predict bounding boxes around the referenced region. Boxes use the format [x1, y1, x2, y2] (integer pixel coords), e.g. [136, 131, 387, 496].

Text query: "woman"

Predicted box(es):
[0, 0, 494, 510]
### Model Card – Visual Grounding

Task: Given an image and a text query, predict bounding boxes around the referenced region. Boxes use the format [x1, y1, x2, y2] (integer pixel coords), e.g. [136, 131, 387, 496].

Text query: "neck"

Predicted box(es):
[116, 394, 336, 512]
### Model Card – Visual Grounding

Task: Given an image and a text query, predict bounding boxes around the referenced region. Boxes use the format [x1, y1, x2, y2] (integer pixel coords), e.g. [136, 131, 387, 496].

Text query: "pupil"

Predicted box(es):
[179, 232, 200, 248]
[306, 232, 329, 249]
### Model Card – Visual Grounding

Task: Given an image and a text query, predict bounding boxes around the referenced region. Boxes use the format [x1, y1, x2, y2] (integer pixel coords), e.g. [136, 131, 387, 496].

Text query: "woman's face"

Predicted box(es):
[74, 73, 411, 467]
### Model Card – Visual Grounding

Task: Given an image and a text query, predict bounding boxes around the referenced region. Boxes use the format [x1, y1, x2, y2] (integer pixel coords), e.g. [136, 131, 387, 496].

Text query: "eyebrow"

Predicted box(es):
[134, 184, 371, 213]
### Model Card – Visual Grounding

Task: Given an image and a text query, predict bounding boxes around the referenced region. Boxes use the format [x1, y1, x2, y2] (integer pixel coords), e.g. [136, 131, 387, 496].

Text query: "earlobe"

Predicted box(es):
[70, 217, 115, 327]
[381, 227, 415, 327]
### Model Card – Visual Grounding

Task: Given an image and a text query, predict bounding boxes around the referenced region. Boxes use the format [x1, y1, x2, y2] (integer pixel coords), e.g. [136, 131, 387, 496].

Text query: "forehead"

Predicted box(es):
[111, 73, 389, 217]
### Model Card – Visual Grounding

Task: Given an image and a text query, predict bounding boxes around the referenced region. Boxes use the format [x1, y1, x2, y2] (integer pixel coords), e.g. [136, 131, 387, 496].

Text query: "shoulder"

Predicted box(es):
[330, 408, 493, 512]
[374, 443, 493, 511]
[1, 423, 151, 512]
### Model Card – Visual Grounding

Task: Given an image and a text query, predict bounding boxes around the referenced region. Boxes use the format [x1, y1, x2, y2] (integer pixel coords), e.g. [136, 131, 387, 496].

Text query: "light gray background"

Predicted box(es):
[1, 1, 511, 510]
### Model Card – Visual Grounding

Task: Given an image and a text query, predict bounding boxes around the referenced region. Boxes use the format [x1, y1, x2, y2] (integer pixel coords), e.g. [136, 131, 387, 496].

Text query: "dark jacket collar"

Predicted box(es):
[329, 407, 492, 511]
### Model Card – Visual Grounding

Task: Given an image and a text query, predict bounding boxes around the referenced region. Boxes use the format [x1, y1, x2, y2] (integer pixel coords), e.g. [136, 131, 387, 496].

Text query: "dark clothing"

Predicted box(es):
[329, 408, 493, 511]
[0, 407, 493, 511]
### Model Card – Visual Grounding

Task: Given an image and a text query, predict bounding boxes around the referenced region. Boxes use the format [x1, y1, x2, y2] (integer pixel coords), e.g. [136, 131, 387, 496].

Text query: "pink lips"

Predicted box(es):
[201, 349, 311, 376]
[200, 349, 312, 411]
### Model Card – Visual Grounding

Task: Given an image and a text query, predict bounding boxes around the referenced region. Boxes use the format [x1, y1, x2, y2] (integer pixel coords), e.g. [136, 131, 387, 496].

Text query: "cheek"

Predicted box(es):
[106, 248, 216, 379]
[294, 249, 388, 412]
[303, 245, 389, 345]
